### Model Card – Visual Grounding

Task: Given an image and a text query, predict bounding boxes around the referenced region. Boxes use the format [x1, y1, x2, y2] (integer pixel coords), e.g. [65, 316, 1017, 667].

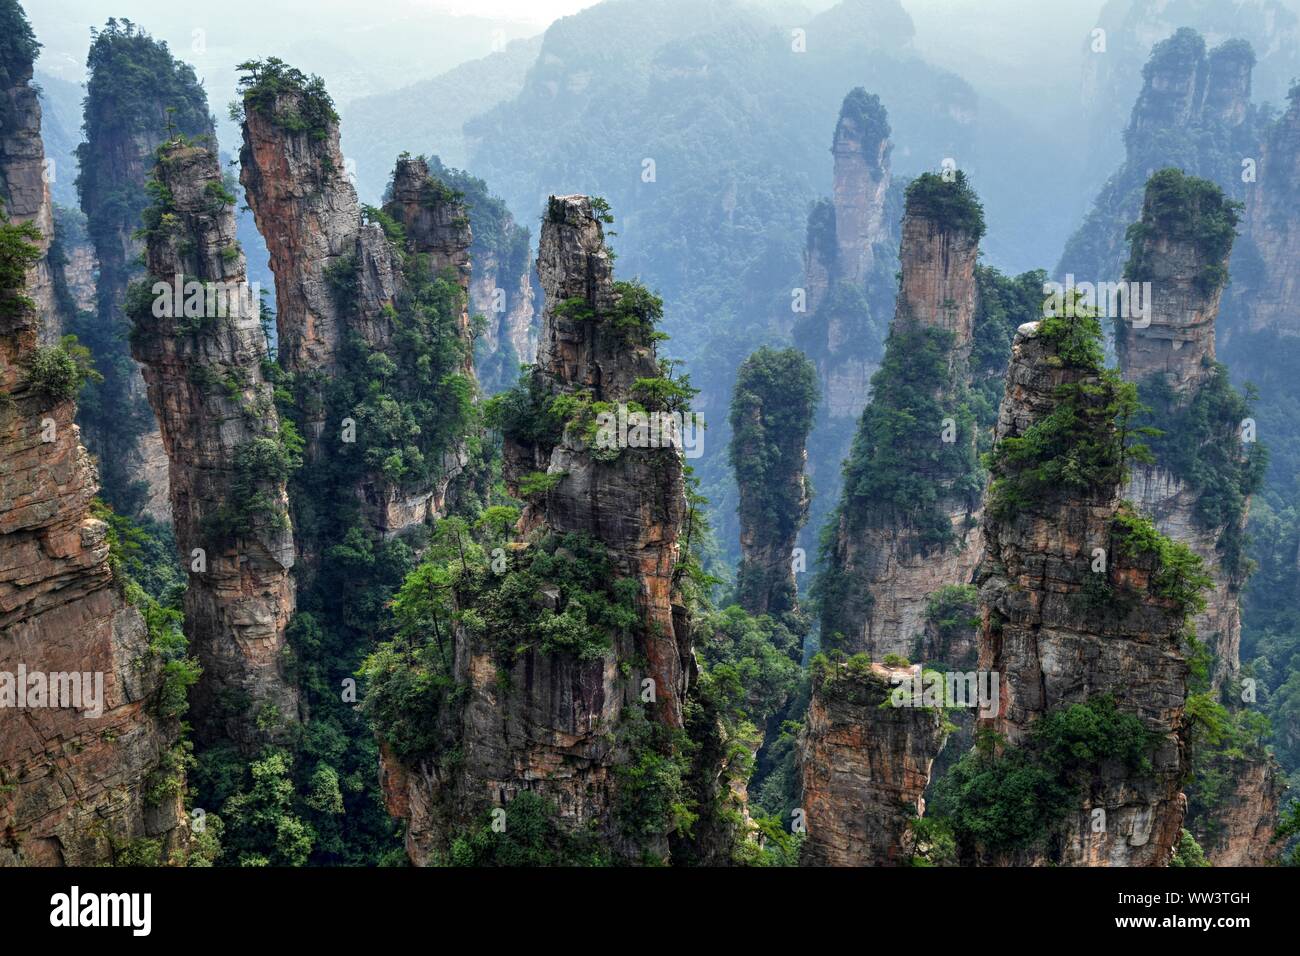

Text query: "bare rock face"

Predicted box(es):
[1126, 467, 1242, 685]
[239, 88, 359, 392]
[1193, 751, 1285, 866]
[383, 196, 692, 865]
[1121, 170, 1238, 681]
[1118, 178, 1225, 400]
[820, 173, 984, 659]
[1241, 89, 1300, 336]
[977, 322, 1190, 867]
[1, 19, 186, 858]
[383, 156, 472, 351]
[0, 381, 186, 864]
[895, 211, 979, 354]
[523, 197, 689, 718]
[129, 139, 298, 752]
[73, 24, 212, 523]
[798, 660, 947, 866]
[1128, 30, 1248, 142]
[831, 91, 891, 291]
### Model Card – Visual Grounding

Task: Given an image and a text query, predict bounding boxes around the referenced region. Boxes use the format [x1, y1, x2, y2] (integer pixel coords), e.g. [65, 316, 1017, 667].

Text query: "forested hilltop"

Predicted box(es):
[1, 0, 1298, 872]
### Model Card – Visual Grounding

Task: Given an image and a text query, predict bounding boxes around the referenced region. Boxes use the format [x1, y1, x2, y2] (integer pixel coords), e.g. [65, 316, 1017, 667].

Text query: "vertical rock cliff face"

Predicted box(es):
[977, 320, 1191, 867]
[381, 196, 693, 865]
[797, 89, 897, 422]
[240, 76, 474, 542]
[239, 86, 363, 450]
[1060, 29, 1256, 283]
[382, 157, 473, 375]
[129, 139, 298, 752]
[798, 660, 947, 866]
[1121, 171, 1282, 865]
[73, 22, 213, 522]
[830, 94, 890, 294]
[729, 348, 817, 619]
[0, 308, 187, 864]
[1120, 171, 1240, 684]
[514, 196, 690, 730]
[1240, 87, 1300, 336]
[0, 14, 54, 337]
[818, 173, 984, 660]
[1193, 751, 1285, 866]
[1, 8, 186, 860]
[473, 259, 536, 380]
[466, 198, 536, 392]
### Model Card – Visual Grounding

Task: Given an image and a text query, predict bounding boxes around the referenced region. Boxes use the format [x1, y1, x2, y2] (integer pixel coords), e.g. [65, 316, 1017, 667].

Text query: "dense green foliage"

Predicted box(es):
[903, 171, 985, 240]
[21, 334, 101, 401]
[234, 58, 338, 141]
[1111, 507, 1213, 616]
[985, 311, 1150, 518]
[0, 212, 41, 319]
[447, 792, 608, 866]
[836, 326, 981, 544]
[836, 88, 890, 163]
[72, 19, 211, 517]
[812, 321, 981, 650]
[1135, 368, 1267, 578]
[1169, 828, 1212, 867]
[929, 697, 1160, 857]
[728, 347, 818, 615]
[923, 584, 980, 666]
[402, 156, 532, 395]
[1124, 168, 1242, 297]
[971, 266, 1048, 427]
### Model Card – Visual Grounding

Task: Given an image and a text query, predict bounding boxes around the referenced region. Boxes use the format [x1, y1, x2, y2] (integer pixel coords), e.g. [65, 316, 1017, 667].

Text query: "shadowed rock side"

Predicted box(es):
[1239, 86, 1300, 337]
[818, 172, 984, 660]
[129, 139, 298, 753]
[380, 195, 693, 865]
[976, 321, 1190, 866]
[1, 4, 186, 859]
[798, 660, 947, 866]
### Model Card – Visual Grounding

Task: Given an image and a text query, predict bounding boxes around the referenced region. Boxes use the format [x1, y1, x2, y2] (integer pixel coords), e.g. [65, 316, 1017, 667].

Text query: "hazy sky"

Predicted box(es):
[425, 0, 601, 23]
